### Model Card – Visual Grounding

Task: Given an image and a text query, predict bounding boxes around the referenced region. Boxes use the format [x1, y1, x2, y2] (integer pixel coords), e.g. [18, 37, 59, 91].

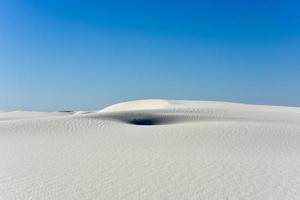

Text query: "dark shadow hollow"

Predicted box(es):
[129, 118, 159, 126]
[59, 110, 74, 113]
[97, 112, 182, 126]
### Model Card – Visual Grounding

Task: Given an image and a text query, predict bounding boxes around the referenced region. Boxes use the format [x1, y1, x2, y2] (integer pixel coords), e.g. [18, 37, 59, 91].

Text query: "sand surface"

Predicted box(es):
[1, 99, 300, 199]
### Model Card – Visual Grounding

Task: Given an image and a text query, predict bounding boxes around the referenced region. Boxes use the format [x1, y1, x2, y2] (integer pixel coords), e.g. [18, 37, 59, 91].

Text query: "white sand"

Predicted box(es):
[1, 99, 300, 199]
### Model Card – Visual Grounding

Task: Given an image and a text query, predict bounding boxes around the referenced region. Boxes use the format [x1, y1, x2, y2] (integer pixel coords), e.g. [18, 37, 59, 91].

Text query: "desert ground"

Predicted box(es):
[1, 99, 300, 199]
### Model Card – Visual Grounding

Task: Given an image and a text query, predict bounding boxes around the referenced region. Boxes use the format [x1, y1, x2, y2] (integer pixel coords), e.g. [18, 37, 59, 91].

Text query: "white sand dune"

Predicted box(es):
[1, 99, 300, 199]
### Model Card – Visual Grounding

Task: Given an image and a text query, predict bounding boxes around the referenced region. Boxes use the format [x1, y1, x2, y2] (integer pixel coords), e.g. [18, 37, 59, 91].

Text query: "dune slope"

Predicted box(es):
[1, 100, 300, 200]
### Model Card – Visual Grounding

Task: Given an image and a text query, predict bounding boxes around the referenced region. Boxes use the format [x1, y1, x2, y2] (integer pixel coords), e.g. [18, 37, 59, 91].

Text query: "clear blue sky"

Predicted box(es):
[1, 0, 300, 111]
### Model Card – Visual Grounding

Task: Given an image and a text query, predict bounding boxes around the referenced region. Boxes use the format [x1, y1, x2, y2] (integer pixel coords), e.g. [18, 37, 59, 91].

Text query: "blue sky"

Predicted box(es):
[1, 0, 300, 111]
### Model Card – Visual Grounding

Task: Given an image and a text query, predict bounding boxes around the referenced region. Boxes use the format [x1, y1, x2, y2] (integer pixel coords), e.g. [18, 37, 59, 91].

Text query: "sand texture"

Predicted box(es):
[1, 99, 300, 199]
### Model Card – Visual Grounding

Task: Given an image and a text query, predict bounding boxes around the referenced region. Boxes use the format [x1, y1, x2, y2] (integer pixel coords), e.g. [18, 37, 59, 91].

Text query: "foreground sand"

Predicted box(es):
[1, 99, 300, 199]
